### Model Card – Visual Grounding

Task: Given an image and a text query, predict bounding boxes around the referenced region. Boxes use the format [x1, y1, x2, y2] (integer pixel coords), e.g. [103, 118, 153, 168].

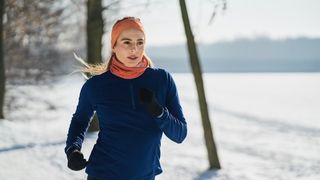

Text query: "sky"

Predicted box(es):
[113, 0, 320, 46]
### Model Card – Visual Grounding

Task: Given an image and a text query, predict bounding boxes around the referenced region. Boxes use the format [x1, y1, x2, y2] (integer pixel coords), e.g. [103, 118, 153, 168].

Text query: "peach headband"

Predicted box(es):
[111, 17, 145, 48]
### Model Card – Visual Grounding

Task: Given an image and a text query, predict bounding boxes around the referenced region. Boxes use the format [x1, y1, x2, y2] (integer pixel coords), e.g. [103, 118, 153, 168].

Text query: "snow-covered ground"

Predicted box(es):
[0, 73, 319, 180]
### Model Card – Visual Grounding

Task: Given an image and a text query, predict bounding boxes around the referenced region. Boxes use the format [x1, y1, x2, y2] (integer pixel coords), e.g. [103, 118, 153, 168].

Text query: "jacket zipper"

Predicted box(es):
[129, 82, 136, 109]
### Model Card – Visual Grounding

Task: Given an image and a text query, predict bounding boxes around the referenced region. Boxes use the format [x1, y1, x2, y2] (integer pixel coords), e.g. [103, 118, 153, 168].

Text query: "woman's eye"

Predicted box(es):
[137, 41, 144, 45]
[124, 41, 130, 45]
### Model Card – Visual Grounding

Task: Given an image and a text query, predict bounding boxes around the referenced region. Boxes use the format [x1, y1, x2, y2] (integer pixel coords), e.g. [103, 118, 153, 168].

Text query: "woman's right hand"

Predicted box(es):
[139, 88, 163, 118]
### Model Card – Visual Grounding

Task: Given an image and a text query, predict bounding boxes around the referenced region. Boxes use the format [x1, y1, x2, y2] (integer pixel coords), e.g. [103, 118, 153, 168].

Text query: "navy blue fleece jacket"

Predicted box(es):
[65, 68, 187, 180]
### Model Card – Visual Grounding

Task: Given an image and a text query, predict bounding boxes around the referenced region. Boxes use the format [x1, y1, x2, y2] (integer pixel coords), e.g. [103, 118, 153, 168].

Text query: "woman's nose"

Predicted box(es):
[130, 44, 137, 51]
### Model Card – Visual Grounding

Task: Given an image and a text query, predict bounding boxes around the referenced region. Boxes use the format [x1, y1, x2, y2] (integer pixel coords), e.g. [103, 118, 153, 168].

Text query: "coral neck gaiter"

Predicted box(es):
[109, 55, 149, 79]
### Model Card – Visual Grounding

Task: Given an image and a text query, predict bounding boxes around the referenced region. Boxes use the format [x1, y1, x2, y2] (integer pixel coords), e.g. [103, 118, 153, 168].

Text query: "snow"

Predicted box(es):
[1, 73, 320, 180]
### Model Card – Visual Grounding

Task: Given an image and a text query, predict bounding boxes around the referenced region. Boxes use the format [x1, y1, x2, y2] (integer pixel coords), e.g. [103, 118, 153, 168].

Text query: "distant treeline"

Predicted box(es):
[146, 37, 320, 72]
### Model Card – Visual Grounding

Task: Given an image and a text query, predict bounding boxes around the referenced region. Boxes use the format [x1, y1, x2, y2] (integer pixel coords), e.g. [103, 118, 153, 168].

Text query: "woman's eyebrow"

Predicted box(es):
[120, 38, 131, 41]
[120, 38, 144, 41]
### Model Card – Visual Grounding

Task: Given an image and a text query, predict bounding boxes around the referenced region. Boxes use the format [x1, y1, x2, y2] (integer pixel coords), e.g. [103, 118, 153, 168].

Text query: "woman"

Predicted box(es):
[65, 16, 187, 180]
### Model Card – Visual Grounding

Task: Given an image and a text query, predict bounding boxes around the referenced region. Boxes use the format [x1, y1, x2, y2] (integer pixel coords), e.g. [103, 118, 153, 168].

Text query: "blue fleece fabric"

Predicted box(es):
[65, 68, 187, 180]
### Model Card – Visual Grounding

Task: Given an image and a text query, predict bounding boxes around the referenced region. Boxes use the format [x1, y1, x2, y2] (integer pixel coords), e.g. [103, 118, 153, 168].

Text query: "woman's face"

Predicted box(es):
[112, 28, 145, 67]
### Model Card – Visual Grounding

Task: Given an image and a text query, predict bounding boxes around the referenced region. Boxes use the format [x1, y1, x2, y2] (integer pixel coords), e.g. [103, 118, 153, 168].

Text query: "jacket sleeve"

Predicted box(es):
[154, 72, 187, 143]
[65, 81, 95, 153]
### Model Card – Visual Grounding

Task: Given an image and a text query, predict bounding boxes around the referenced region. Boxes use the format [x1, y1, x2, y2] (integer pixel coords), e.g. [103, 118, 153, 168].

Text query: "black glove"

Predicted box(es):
[139, 88, 163, 117]
[66, 148, 88, 171]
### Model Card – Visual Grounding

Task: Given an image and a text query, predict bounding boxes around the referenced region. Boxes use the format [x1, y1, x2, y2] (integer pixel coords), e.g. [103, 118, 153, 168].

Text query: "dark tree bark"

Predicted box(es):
[87, 0, 103, 65]
[179, 0, 221, 169]
[0, 0, 5, 119]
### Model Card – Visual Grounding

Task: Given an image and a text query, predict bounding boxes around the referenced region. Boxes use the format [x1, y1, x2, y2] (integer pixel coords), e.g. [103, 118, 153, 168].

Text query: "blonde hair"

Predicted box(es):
[82, 57, 112, 76]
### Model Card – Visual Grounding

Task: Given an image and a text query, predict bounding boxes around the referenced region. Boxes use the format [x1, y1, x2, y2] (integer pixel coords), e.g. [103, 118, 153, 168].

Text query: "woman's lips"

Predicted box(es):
[127, 56, 138, 61]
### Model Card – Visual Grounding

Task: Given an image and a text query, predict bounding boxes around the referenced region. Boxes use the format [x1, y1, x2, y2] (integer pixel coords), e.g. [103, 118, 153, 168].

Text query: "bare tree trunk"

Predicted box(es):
[87, 0, 103, 65]
[86, 0, 103, 131]
[0, 0, 5, 119]
[179, 0, 221, 169]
